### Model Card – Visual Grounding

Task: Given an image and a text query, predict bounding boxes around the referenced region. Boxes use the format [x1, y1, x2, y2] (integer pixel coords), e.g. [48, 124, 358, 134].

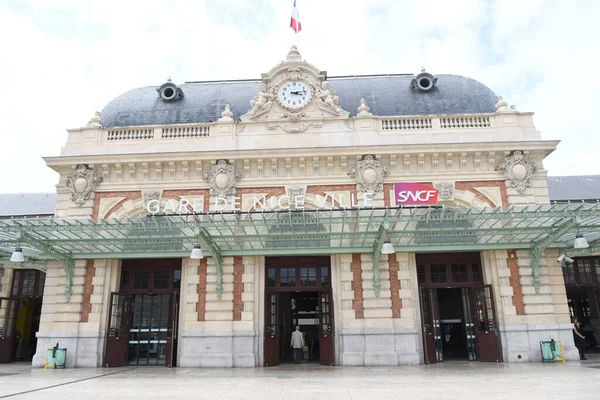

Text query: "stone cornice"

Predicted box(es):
[44, 140, 559, 169]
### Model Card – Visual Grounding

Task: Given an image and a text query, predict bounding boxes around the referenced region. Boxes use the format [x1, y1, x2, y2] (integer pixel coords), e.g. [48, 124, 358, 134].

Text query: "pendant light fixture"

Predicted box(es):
[190, 244, 204, 259]
[381, 238, 395, 254]
[10, 247, 24, 262]
[573, 233, 589, 249]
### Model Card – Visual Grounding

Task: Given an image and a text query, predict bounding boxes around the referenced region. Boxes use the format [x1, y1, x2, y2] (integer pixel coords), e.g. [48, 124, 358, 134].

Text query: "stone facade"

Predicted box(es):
[19, 46, 579, 367]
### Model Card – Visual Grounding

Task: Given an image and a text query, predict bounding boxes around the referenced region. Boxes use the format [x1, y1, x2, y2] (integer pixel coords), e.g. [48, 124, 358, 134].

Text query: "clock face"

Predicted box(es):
[278, 81, 311, 110]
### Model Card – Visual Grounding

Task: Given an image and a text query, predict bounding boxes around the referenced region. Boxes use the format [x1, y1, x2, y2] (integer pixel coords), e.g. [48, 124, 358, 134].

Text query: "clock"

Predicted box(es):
[278, 80, 312, 110]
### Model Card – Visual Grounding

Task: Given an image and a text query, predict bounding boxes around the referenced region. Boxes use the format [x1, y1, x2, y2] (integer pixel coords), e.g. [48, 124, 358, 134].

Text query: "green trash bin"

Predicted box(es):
[45, 347, 67, 369]
[540, 340, 563, 363]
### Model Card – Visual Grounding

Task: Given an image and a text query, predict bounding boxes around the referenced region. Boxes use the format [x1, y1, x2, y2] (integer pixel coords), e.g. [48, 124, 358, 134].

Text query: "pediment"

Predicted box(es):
[240, 46, 350, 123]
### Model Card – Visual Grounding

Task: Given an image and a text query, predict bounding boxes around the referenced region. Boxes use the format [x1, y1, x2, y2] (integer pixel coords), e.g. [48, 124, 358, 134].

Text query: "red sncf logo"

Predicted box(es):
[394, 183, 439, 205]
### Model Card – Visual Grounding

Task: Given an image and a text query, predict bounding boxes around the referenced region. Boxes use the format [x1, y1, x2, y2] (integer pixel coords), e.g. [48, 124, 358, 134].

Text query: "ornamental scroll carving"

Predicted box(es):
[496, 150, 536, 194]
[204, 160, 242, 197]
[66, 164, 103, 207]
[348, 155, 389, 193]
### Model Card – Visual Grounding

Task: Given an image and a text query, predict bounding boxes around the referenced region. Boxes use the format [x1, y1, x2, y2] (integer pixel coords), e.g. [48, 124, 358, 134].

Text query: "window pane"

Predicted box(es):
[267, 268, 276, 287]
[472, 264, 483, 283]
[451, 264, 468, 283]
[11, 271, 21, 296]
[22, 271, 35, 296]
[417, 265, 426, 284]
[577, 260, 594, 283]
[430, 264, 447, 283]
[562, 263, 576, 285]
[594, 258, 600, 283]
[120, 271, 130, 291]
[279, 268, 296, 287]
[153, 271, 170, 290]
[37, 272, 46, 296]
[134, 271, 150, 290]
[300, 267, 317, 287]
[173, 270, 181, 290]
[320, 267, 330, 286]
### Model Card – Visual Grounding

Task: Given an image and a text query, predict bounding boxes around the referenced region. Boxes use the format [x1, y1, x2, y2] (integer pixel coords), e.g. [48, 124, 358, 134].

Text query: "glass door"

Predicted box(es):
[128, 293, 172, 366]
[419, 288, 442, 363]
[472, 285, 502, 362]
[264, 292, 279, 366]
[461, 288, 477, 361]
[319, 291, 334, 365]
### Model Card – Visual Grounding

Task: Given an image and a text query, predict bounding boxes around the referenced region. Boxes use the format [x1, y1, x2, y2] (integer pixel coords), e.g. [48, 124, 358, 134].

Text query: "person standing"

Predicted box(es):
[291, 325, 305, 364]
[573, 317, 588, 360]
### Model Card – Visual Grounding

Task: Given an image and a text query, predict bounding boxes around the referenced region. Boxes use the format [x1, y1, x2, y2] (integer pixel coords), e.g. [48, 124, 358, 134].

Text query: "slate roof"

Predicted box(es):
[547, 176, 600, 202]
[0, 193, 57, 217]
[100, 74, 499, 128]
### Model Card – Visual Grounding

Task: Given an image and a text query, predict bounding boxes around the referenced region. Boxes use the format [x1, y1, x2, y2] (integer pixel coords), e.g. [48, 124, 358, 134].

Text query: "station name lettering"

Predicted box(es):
[146, 193, 374, 214]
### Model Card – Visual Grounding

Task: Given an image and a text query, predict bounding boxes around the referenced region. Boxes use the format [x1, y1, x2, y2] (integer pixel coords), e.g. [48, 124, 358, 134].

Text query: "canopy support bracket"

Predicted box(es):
[199, 228, 224, 300]
[529, 216, 579, 293]
[371, 216, 390, 298]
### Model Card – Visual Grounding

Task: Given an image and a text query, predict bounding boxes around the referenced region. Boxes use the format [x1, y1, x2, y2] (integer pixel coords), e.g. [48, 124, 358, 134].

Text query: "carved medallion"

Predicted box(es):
[348, 155, 389, 193]
[496, 150, 536, 194]
[66, 164, 103, 207]
[204, 160, 242, 197]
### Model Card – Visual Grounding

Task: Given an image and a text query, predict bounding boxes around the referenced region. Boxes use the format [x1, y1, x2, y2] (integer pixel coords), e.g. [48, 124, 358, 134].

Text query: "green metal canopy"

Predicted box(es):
[1, 203, 600, 300]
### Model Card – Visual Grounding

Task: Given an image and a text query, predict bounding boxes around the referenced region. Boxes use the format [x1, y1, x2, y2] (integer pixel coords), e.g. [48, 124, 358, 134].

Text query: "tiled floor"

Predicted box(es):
[1, 357, 600, 399]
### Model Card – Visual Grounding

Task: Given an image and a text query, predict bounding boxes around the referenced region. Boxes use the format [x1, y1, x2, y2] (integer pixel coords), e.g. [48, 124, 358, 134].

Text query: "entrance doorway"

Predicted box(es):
[264, 256, 334, 366]
[563, 257, 600, 350]
[0, 269, 45, 363]
[417, 253, 502, 363]
[104, 259, 181, 367]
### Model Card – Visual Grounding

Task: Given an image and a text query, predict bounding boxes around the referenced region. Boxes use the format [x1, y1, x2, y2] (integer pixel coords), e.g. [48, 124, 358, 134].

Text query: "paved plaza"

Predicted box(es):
[1, 357, 599, 400]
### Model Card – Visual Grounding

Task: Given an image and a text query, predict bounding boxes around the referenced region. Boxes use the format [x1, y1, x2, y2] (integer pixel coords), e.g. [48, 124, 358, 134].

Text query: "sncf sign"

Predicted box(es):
[394, 182, 439, 205]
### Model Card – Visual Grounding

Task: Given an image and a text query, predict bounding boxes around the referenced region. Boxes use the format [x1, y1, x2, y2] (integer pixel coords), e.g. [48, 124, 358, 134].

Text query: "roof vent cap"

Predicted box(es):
[157, 77, 184, 102]
[411, 68, 437, 92]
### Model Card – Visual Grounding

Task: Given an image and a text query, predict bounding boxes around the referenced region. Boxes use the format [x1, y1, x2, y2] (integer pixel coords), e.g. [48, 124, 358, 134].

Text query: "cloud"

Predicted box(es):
[0, 0, 598, 193]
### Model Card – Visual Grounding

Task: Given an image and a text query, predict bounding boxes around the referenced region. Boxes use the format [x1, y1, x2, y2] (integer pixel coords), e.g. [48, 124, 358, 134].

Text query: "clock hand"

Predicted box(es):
[290, 90, 307, 95]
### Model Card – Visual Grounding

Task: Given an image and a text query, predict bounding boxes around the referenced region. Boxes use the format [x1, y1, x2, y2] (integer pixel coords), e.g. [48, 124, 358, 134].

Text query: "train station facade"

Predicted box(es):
[1, 46, 600, 368]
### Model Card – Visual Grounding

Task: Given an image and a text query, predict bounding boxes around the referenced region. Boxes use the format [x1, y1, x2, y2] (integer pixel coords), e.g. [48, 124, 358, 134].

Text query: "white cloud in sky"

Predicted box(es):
[0, 0, 598, 193]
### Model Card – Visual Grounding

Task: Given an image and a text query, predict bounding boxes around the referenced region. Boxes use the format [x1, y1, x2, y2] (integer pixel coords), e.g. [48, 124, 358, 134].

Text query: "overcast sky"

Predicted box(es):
[1, 0, 598, 193]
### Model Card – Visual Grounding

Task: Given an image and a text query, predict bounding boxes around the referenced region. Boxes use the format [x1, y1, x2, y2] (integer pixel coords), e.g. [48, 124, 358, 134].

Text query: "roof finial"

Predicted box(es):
[219, 104, 234, 121]
[421, 66, 426, 73]
[357, 99, 372, 117]
[167, 76, 172, 83]
[286, 45, 302, 61]
[495, 96, 510, 112]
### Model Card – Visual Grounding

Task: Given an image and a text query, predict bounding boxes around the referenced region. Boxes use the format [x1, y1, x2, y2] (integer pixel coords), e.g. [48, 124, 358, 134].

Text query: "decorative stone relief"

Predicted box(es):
[348, 155, 389, 193]
[204, 160, 242, 197]
[315, 81, 342, 115]
[85, 111, 102, 128]
[496, 150, 536, 194]
[142, 190, 162, 207]
[66, 164, 103, 207]
[247, 84, 275, 118]
[286, 186, 305, 205]
[433, 182, 455, 201]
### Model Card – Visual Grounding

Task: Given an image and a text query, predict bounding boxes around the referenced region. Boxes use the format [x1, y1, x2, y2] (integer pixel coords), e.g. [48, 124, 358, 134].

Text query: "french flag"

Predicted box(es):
[290, 0, 301, 33]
